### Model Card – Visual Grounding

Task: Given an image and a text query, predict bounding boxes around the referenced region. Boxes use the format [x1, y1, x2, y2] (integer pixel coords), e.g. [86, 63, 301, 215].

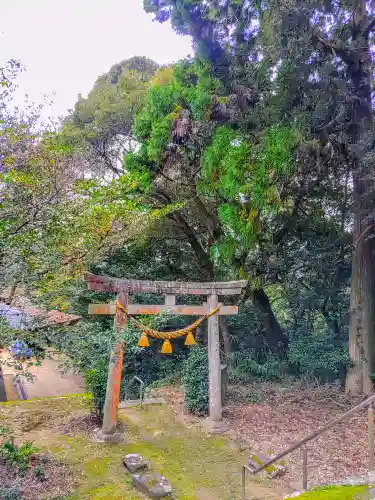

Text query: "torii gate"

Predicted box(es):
[86, 274, 246, 441]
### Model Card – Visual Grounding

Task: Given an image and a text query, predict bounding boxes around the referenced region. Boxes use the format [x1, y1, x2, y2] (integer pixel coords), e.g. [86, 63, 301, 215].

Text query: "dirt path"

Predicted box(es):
[0, 349, 84, 400]
[23, 357, 84, 398]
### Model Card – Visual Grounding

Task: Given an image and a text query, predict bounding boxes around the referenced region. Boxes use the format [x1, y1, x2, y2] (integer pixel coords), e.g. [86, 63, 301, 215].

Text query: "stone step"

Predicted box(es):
[119, 397, 166, 408]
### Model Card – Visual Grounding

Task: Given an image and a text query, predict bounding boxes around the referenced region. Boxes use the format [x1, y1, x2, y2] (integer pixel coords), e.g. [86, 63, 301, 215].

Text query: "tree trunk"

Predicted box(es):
[252, 288, 288, 355]
[345, 174, 375, 394]
[345, 5, 375, 393]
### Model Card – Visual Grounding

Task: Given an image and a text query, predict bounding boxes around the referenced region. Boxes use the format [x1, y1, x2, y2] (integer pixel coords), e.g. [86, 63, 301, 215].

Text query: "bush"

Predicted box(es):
[0, 440, 38, 472]
[287, 331, 350, 382]
[182, 346, 208, 415]
[227, 351, 287, 382]
[84, 359, 109, 419]
[0, 487, 22, 500]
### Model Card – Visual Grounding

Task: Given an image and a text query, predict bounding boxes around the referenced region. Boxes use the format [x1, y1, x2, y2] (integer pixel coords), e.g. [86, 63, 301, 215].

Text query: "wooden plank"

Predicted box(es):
[88, 304, 239, 316]
[87, 281, 243, 295]
[86, 273, 246, 292]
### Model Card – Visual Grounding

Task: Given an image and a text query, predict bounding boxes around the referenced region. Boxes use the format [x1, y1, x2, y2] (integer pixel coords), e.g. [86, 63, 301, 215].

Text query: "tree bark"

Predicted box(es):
[252, 288, 288, 355]
[345, 173, 375, 394]
[345, 1, 375, 394]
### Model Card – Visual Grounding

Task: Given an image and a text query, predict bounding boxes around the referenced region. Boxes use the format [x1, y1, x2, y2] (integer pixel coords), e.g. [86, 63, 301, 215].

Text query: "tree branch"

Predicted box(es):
[311, 29, 354, 66]
[363, 16, 375, 37]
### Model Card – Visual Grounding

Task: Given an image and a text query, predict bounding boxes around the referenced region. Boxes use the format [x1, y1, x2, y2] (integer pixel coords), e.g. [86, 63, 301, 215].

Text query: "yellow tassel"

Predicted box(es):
[184, 331, 196, 346]
[138, 333, 149, 348]
[161, 338, 172, 354]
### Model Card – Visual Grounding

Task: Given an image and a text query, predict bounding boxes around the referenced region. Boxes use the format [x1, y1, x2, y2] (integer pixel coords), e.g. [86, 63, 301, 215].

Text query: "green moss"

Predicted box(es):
[296, 485, 369, 499]
[84, 458, 111, 478]
[0, 396, 279, 500]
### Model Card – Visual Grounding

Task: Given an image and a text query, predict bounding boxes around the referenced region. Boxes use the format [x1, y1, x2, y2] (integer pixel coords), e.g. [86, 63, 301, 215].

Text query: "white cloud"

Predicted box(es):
[0, 0, 192, 119]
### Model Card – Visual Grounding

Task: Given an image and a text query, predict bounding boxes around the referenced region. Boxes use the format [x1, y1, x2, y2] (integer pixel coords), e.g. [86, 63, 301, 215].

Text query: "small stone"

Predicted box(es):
[267, 464, 287, 479]
[132, 473, 172, 498]
[122, 453, 148, 473]
[231, 438, 250, 452]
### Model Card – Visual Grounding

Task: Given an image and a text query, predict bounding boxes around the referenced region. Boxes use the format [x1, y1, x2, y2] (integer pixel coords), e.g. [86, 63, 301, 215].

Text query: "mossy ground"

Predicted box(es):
[0, 396, 281, 499]
[295, 485, 370, 499]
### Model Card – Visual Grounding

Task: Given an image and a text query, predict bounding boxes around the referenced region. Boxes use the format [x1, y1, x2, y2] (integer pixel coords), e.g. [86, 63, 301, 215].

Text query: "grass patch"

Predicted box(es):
[296, 485, 370, 499]
[0, 396, 280, 500]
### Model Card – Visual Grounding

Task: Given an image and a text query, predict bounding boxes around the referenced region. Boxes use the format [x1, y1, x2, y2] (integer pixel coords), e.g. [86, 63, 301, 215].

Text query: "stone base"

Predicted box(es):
[92, 428, 126, 444]
[202, 418, 229, 434]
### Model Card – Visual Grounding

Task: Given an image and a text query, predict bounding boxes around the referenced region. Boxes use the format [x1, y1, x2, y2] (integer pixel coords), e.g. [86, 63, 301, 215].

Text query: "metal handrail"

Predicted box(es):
[242, 392, 375, 499]
[123, 375, 145, 408]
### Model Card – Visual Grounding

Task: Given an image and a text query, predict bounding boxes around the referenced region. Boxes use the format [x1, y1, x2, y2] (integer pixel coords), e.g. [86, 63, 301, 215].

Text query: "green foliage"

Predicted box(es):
[0, 487, 22, 500]
[84, 359, 109, 419]
[228, 351, 287, 382]
[0, 440, 38, 472]
[182, 346, 209, 415]
[33, 465, 46, 481]
[287, 330, 350, 382]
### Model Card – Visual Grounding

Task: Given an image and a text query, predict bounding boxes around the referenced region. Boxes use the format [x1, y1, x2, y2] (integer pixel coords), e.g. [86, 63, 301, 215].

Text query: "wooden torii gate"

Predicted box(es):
[86, 273, 246, 441]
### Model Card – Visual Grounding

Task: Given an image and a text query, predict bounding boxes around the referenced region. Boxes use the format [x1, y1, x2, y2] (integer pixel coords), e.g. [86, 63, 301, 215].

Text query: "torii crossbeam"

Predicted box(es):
[86, 274, 246, 440]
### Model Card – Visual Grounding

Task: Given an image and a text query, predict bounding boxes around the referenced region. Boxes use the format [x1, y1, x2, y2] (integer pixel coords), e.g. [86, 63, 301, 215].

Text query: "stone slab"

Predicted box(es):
[132, 473, 172, 497]
[123, 453, 148, 473]
[119, 398, 166, 408]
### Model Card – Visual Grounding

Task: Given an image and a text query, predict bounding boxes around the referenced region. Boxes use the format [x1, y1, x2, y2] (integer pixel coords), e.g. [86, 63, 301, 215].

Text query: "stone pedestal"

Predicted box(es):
[92, 428, 126, 444]
[202, 417, 229, 434]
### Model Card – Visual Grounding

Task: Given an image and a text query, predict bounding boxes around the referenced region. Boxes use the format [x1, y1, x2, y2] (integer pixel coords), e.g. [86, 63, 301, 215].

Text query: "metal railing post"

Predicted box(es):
[242, 465, 246, 500]
[369, 403, 374, 472]
[302, 446, 308, 490]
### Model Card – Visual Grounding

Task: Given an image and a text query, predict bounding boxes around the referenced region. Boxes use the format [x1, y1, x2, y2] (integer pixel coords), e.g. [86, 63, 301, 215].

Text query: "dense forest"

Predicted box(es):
[2, 0, 375, 415]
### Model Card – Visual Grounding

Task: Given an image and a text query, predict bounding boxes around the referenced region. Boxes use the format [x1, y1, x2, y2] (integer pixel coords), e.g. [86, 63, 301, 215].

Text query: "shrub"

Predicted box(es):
[0, 487, 22, 500]
[182, 346, 208, 415]
[227, 350, 287, 382]
[0, 440, 38, 472]
[287, 331, 350, 382]
[83, 359, 109, 419]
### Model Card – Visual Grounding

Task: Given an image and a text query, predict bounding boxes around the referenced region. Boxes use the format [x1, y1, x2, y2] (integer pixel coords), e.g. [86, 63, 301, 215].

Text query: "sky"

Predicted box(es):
[0, 0, 192, 120]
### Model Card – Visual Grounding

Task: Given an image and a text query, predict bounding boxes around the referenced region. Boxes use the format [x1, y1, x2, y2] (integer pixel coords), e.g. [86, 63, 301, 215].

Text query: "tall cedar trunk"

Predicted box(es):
[345, 171, 375, 393]
[345, 5, 375, 393]
[252, 288, 288, 355]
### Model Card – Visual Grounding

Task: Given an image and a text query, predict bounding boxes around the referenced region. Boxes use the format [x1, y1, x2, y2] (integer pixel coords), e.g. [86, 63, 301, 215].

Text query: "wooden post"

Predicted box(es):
[207, 293, 222, 425]
[242, 465, 246, 500]
[302, 446, 308, 490]
[97, 292, 127, 442]
[369, 403, 374, 472]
